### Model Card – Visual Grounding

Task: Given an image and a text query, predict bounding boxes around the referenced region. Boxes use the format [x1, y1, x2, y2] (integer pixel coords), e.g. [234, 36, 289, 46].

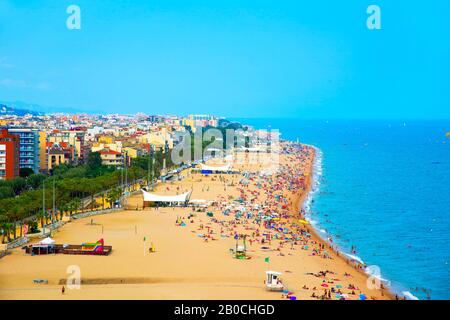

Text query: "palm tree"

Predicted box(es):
[59, 203, 69, 220]
[72, 197, 81, 214]
[36, 210, 46, 230]
[101, 192, 106, 210]
[107, 187, 122, 209]
[0, 222, 13, 243]
[79, 179, 100, 211]
[7, 205, 22, 240]
[0, 215, 8, 244]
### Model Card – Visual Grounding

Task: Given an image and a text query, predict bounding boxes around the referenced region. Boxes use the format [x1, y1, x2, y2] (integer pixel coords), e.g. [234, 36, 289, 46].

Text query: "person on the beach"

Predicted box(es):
[61, 286, 65, 295]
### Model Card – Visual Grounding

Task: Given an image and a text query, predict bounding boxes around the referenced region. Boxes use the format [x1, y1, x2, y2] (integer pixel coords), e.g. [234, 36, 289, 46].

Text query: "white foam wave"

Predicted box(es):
[344, 253, 365, 265]
[302, 145, 323, 218]
[299, 144, 406, 300]
[402, 291, 419, 300]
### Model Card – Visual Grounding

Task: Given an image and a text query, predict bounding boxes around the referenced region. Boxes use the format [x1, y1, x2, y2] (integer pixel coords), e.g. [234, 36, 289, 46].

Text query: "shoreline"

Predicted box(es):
[0, 143, 394, 300]
[296, 145, 396, 300]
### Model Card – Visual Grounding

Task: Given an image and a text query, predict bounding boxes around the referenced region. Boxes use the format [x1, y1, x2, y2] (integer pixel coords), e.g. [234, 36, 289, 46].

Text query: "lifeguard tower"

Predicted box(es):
[235, 245, 246, 259]
[232, 235, 247, 259]
[265, 271, 284, 291]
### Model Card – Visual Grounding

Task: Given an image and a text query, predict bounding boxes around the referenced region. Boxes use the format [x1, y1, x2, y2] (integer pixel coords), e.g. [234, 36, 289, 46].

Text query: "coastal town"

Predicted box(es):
[1, 0, 447, 311]
[0, 110, 224, 177]
[0, 107, 394, 300]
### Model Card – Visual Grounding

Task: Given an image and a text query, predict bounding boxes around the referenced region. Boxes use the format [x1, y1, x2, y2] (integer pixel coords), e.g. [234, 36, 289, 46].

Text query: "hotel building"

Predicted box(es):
[7, 128, 40, 174]
[0, 129, 20, 180]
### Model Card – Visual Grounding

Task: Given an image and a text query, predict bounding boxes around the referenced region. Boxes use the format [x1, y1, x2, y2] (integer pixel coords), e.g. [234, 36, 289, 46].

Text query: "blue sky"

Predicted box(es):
[0, 0, 449, 118]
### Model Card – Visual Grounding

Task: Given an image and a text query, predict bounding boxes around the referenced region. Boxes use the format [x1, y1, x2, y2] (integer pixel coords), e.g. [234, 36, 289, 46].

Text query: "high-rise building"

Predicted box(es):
[0, 129, 20, 180]
[8, 128, 40, 173]
[39, 131, 47, 172]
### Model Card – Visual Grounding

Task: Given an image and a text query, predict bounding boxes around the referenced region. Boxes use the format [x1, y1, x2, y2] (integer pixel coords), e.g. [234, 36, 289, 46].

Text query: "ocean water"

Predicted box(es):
[235, 119, 450, 300]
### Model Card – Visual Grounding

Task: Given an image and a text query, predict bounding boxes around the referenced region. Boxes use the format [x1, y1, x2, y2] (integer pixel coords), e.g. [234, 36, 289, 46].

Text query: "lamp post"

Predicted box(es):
[150, 145, 155, 190]
[51, 177, 56, 235]
[42, 180, 45, 236]
[147, 145, 153, 190]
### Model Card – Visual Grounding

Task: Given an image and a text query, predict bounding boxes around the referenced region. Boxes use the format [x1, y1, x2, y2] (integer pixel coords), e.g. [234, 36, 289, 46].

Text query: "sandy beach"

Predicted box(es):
[0, 143, 392, 300]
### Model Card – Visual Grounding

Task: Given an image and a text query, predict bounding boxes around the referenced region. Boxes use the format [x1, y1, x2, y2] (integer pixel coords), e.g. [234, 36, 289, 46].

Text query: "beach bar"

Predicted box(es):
[193, 163, 236, 174]
[142, 189, 191, 207]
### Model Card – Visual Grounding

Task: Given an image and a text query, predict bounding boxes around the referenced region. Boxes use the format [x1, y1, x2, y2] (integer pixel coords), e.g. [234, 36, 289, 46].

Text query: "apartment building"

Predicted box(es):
[0, 129, 20, 180]
[99, 148, 124, 167]
[7, 128, 40, 173]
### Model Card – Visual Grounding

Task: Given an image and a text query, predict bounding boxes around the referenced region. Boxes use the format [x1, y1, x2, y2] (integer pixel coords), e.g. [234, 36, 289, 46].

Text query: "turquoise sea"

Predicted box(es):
[235, 119, 450, 300]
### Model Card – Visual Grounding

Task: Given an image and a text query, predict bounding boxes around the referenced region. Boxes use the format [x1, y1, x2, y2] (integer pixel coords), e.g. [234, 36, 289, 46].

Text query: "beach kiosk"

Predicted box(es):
[141, 189, 191, 207]
[198, 163, 233, 174]
[25, 237, 56, 255]
[265, 271, 284, 291]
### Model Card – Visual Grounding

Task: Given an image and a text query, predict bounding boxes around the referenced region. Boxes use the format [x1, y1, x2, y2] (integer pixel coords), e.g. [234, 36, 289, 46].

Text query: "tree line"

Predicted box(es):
[0, 149, 172, 243]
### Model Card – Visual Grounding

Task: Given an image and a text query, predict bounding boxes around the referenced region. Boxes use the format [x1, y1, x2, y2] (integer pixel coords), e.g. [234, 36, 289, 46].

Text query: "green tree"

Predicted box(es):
[36, 210, 46, 230]
[87, 152, 103, 171]
[19, 168, 34, 178]
[0, 214, 8, 243]
[0, 186, 14, 200]
[72, 197, 81, 214]
[9, 178, 27, 195]
[106, 187, 122, 208]
[0, 222, 13, 244]
[26, 174, 46, 189]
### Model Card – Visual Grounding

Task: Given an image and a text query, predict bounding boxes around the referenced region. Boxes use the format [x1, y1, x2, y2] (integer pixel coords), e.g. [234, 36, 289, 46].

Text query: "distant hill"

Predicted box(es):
[0, 103, 41, 116]
[0, 100, 105, 115]
[218, 118, 244, 130]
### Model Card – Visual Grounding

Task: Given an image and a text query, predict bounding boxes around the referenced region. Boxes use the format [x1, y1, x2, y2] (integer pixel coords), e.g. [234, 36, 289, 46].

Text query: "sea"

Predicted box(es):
[234, 118, 450, 300]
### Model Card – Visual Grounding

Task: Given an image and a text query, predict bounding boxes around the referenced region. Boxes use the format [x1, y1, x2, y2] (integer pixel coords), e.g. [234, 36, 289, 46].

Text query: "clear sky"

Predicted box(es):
[0, 0, 449, 119]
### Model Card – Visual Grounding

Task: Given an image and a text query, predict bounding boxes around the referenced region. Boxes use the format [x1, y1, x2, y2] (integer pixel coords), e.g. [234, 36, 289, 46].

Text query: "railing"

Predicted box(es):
[6, 236, 29, 250]
[71, 207, 121, 220]
[2, 164, 182, 245]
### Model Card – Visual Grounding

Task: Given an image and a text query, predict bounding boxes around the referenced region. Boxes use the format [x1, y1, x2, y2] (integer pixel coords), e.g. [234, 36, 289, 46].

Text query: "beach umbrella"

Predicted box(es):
[299, 219, 309, 225]
[321, 283, 328, 287]
[359, 294, 366, 300]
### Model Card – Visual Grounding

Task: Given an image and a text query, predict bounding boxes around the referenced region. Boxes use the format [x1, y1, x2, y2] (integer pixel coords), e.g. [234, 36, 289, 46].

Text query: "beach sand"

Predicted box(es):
[0, 144, 392, 300]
